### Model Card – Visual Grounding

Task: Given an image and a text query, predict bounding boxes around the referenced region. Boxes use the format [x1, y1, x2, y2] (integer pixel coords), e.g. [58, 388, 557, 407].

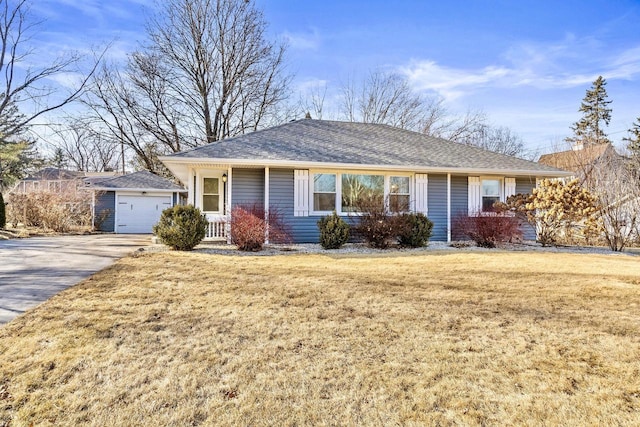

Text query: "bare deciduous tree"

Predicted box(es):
[340, 71, 425, 130]
[49, 118, 119, 172]
[590, 155, 640, 251]
[0, 0, 101, 139]
[0, 0, 102, 187]
[85, 0, 290, 172]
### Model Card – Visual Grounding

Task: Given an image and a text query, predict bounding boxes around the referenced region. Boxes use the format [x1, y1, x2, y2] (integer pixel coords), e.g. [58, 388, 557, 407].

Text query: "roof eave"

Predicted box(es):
[159, 157, 572, 178]
[89, 186, 186, 192]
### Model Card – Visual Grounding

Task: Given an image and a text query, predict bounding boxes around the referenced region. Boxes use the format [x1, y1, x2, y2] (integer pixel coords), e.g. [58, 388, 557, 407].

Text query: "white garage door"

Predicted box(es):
[116, 195, 172, 234]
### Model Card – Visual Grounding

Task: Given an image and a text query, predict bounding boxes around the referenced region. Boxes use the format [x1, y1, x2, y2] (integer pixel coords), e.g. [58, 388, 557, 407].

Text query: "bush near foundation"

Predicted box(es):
[230, 204, 291, 251]
[396, 212, 433, 248]
[317, 211, 350, 249]
[452, 211, 522, 248]
[153, 205, 208, 251]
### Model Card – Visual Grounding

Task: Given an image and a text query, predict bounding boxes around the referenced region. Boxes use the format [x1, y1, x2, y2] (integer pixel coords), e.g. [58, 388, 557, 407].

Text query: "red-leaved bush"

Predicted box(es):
[452, 211, 522, 248]
[230, 204, 291, 251]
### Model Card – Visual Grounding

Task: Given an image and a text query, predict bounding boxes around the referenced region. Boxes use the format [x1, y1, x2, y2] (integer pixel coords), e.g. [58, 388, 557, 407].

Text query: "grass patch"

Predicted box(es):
[1, 251, 640, 425]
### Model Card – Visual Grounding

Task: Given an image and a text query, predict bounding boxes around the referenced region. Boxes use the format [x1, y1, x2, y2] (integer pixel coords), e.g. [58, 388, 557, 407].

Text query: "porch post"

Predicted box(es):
[447, 173, 451, 243]
[264, 167, 270, 244]
[226, 166, 232, 244]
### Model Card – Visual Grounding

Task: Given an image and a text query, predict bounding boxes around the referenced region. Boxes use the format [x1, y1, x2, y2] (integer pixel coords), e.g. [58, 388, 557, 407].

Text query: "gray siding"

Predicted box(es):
[94, 191, 115, 232]
[232, 169, 264, 207]
[516, 176, 536, 195]
[269, 169, 320, 243]
[428, 174, 448, 241]
[516, 177, 537, 241]
[450, 175, 468, 218]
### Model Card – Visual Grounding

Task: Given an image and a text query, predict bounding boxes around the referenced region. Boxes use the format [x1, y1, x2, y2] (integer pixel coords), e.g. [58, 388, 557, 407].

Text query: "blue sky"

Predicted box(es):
[28, 0, 640, 154]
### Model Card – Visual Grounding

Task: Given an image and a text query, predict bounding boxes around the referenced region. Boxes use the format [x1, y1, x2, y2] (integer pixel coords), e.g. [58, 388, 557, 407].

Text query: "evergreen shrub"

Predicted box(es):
[317, 211, 350, 249]
[396, 212, 433, 247]
[153, 204, 207, 251]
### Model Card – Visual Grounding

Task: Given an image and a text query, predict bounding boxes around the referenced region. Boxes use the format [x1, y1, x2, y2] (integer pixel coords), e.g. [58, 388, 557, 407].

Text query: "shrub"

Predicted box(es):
[317, 211, 350, 249]
[230, 206, 266, 251]
[504, 180, 599, 247]
[153, 204, 207, 251]
[0, 192, 5, 229]
[353, 193, 398, 249]
[230, 204, 291, 251]
[396, 212, 433, 247]
[452, 212, 522, 248]
[6, 189, 93, 232]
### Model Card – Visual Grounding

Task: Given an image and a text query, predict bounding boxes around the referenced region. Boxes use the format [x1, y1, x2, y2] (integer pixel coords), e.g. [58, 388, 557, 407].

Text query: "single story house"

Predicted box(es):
[90, 171, 186, 234]
[538, 142, 622, 184]
[160, 119, 570, 243]
[10, 167, 117, 194]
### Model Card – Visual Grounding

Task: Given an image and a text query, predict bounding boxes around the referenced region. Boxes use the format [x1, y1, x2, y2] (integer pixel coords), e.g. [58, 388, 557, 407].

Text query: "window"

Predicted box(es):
[313, 173, 336, 211]
[202, 177, 220, 212]
[389, 176, 410, 212]
[481, 179, 501, 212]
[49, 181, 61, 192]
[341, 174, 384, 212]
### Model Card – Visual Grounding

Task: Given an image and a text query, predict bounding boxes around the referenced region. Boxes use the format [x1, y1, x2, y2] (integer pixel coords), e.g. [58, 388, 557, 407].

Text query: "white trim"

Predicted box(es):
[294, 169, 310, 216]
[447, 173, 451, 243]
[264, 167, 270, 244]
[468, 176, 480, 215]
[504, 177, 517, 199]
[414, 173, 428, 214]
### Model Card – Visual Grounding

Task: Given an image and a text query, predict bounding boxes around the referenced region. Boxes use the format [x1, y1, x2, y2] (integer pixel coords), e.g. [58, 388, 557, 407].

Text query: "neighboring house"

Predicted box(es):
[10, 167, 118, 194]
[538, 143, 622, 182]
[11, 167, 83, 193]
[89, 171, 186, 234]
[160, 119, 570, 243]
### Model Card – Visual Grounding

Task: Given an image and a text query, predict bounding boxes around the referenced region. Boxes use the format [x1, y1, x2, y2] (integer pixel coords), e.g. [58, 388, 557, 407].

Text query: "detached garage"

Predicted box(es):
[90, 171, 186, 234]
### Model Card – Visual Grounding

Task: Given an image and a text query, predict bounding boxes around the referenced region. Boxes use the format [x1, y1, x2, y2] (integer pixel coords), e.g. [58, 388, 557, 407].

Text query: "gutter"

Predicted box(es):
[159, 156, 573, 178]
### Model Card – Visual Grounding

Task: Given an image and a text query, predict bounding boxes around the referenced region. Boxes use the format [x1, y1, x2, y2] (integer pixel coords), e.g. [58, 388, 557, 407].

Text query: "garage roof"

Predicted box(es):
[89, 171, 185, 191]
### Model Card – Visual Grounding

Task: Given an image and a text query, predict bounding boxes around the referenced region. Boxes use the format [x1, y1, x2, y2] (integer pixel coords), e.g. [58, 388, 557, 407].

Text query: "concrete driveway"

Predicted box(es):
[0, 234, 150, 325]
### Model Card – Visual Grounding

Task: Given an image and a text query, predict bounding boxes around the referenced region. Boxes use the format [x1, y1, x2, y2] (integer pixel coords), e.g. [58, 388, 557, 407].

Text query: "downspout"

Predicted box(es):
[447, 173, 451, 243]
[264, 167, 270, 244]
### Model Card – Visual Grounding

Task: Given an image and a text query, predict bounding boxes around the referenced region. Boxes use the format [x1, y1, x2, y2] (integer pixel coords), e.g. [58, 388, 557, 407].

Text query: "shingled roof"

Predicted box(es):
[538, 144, 617, 173]
[90, 171, 185, 191]
[166, 119, 563, 174]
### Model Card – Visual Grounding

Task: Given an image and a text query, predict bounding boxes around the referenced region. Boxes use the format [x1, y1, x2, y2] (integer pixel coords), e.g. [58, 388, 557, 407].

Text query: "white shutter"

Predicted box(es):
[414, 174, 428, 214]
[294, 170, 309, 217]
[504, 177, 516, 200]
[468, 176, 480, 215]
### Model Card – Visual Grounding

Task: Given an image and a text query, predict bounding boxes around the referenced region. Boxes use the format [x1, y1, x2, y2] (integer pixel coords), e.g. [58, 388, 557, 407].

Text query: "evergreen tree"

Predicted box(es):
[623, 117, 640, 157]
[0, 191, 5, 229]
[50, 148, 67, 169]
[566, 76, 612, 147]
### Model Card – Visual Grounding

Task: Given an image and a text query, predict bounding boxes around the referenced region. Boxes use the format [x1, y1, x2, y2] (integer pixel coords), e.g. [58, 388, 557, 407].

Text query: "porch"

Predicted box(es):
[205, 215, 228, 241]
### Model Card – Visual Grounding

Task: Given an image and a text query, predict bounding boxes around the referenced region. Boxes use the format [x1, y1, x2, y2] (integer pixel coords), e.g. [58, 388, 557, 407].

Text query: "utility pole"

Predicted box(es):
[120, 129, 125, 175]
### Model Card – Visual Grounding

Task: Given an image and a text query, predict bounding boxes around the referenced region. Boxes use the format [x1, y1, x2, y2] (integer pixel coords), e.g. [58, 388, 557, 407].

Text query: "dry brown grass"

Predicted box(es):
[1, 250, 640, 426]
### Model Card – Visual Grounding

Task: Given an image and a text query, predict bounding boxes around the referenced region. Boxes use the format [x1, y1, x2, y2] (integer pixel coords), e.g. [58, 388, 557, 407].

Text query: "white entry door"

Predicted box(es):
[116, 195, 172, 234]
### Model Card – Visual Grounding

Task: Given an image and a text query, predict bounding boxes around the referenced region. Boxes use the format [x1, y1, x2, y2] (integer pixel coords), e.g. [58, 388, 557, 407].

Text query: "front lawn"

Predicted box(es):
[1, 251, 639, 426]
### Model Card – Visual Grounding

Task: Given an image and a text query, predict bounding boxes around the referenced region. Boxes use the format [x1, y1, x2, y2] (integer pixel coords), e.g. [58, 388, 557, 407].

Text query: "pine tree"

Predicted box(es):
[0, 191, 5, 229]
[623, 117, 640, 157]
[50, 148, 67, 169]
[566, 76, 612, 147]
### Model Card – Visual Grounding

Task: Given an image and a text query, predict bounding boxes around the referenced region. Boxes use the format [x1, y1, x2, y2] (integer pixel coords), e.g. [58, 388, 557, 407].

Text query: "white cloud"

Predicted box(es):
[400, 61, 512, 100]
[282, 29, 321, 51]
[400, 37, 640, 102]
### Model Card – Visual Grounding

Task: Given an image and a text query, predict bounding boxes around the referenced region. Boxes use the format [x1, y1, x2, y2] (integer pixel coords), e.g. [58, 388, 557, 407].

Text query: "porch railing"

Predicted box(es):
[205, 216, 228, 240]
